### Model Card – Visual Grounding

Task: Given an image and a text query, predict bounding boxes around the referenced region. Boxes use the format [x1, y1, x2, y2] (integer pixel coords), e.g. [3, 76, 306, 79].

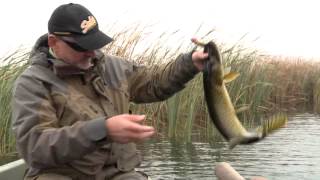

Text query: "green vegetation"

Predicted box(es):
[0, 50, 29, 157]
[1, 27, 320, 157]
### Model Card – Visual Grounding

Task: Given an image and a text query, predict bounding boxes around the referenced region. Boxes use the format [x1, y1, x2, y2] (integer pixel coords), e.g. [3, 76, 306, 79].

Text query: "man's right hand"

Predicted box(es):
[105, 114, 155, 143]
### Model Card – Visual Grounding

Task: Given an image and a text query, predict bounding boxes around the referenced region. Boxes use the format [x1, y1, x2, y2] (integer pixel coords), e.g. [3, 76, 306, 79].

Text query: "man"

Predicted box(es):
[12, 3, 208, 180]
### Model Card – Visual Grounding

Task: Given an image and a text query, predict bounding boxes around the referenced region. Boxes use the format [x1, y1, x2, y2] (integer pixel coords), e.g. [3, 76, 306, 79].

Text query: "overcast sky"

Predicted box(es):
[1, 0, 319, 59]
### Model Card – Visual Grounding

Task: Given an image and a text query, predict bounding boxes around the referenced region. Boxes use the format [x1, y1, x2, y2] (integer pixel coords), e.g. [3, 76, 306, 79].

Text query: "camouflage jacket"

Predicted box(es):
[11, 34, 199, 179]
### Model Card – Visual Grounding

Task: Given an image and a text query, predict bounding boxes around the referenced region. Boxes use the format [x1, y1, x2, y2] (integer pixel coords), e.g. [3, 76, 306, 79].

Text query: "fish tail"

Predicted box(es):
[229, 137, 243, 149]
[261, 113, 288, 137]
[228, 132, 262, 149]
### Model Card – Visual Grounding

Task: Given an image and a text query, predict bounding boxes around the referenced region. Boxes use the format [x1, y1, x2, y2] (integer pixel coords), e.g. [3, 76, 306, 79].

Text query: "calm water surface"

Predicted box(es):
[137, 113, 320, 180]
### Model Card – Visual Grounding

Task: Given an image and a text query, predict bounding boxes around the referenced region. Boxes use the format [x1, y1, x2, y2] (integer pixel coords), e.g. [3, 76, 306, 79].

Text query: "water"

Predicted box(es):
[1, 113, 319, 179]
[137, 113, 320, 180]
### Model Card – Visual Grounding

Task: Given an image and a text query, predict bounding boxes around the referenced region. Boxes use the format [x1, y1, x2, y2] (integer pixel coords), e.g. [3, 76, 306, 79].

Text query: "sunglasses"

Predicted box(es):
[59, 37, 89, 52]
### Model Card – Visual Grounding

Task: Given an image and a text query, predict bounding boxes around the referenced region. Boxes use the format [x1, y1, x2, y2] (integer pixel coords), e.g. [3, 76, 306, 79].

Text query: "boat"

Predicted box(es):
[0, 159, 25, 179]
[0, 159, 268, 179]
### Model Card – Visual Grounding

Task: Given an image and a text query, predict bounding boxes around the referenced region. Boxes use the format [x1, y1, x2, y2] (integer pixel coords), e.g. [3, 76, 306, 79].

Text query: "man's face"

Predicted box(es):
[48, 35, 96, 70]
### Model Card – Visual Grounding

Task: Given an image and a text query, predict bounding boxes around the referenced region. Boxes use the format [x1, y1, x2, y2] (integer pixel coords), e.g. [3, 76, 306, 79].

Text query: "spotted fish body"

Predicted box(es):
[200, 41, 287, 149]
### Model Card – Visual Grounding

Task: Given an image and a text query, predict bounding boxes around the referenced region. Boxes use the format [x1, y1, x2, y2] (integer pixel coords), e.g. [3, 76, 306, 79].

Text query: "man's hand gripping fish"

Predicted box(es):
[192, 38, 287, 149]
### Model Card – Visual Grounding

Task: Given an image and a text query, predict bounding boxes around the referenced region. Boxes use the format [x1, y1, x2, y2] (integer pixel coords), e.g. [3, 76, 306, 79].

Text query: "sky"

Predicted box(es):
[1, 0, 320, 59]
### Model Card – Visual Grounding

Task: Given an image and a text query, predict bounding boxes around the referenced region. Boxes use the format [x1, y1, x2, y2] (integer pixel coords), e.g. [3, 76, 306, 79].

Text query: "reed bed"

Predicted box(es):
[1, 26, 320, 156]
[0, 50, 29, 157]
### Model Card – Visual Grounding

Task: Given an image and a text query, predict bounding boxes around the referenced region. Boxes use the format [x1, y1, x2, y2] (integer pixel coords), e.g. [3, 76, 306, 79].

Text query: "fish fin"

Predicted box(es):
[261, 113, 288, 137]
[224, 67, 231, 74]
[229, 137, 242, 149]
[235, 105, 251, 114]
[224, 72, 240, 83]
[229, 132, 262, 149]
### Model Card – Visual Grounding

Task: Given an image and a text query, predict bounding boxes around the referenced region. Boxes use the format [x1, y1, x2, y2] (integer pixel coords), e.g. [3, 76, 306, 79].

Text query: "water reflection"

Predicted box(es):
[137, 113, 320, 180]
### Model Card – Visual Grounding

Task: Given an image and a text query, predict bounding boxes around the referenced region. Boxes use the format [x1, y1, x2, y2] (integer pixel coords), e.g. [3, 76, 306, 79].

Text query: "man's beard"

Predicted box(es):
[74, 57, 93, 70]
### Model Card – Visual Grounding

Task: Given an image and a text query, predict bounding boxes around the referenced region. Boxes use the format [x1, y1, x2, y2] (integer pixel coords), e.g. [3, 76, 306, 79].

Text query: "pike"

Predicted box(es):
[192, 38, 287, 149]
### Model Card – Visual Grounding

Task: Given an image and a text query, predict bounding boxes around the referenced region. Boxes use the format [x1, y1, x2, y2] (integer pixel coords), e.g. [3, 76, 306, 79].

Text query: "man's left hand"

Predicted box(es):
[191, 38, 209, 71]
[192, 50, 208, 71]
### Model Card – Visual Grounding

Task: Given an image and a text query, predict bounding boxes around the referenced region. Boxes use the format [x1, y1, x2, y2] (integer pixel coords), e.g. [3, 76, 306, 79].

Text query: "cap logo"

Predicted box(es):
[80, 16, 97, 34]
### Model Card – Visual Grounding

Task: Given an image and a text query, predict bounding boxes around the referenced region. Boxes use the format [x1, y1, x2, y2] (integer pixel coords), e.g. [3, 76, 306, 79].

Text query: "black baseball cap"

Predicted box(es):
[48, 3, 113, 50]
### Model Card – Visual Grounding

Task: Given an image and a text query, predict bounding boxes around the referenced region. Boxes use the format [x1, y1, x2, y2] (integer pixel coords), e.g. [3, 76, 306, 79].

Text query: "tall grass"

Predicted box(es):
[105, 26, 320, 141]
[0, 50, 29, 157]
[313, 78, 320, 113]
[1, 26, 320, 156]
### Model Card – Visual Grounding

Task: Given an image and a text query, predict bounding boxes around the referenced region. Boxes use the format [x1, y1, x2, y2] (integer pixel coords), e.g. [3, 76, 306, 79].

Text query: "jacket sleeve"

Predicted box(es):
[11, 74, 107, 168]
[129, 52, 199, 103]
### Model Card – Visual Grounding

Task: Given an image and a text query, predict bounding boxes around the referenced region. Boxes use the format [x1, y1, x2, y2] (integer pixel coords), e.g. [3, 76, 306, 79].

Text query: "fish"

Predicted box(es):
[192, 38, 287, 149]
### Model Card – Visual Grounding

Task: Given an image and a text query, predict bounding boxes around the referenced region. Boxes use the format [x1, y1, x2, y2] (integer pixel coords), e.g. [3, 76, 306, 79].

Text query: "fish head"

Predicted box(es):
[204, 42, 224, 85]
